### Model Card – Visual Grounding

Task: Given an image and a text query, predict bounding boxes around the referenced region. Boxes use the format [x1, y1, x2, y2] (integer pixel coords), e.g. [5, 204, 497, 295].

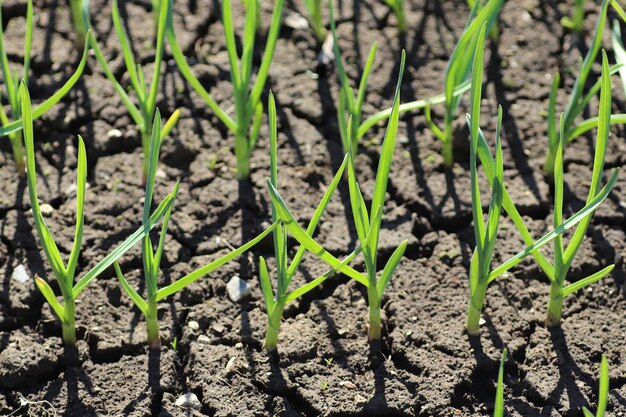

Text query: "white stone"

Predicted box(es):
[226, 276, 251, 303]
[197, 335, 211, 345]
[107, 129, 123, 138]
[11, 265, 30, 284]
[225, 356, 237, 373]
[40, 203, 54, 216]
[175, 393, 201, 410]
[187, 320, 199, 331]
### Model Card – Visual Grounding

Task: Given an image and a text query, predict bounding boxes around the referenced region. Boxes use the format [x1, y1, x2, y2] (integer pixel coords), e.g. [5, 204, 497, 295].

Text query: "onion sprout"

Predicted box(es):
[86, 0, 180, 184]
[260, 92, 373, 350]
[465, 27, 619, 335]
[493, 348, 507, 417]
[582, 355, 610, 417]
[544, 0, 626, 174]
[21, 84, 177, 346]
[114, 110, 278, 348]
[166, 0, 284, 179]
[424, 0, 502, 168]
[545, 52, 617, 327]
[0, 0, 89, 174]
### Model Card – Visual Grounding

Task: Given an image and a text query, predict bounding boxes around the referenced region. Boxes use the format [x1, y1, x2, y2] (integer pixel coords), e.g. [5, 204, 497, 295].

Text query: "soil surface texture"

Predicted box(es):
[0, 0, 625, 416]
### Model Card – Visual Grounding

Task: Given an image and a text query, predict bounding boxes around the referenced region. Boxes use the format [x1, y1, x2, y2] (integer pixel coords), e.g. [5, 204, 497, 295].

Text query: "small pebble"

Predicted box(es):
[212, 323, 225, 334]
[226, 276, 252, 303]
[107, 129, 123, 138]
[197, 335, 211, 344]
[479, 318, 486, 326]
[40, 203, 54, 216]
[225, 356, 237, 373]
[175, 393, 201, 410]
[354, 394, 367, 405]
[11, 265, 30, 284]
[235, 342, 244, 349]
[188, 321, 199, 331]
[284, 12, 308, 30]
[340, 381, 357, 390]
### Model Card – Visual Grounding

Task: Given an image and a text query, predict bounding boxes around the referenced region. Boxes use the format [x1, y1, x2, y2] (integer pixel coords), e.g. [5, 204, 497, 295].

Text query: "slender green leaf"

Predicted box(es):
[494, 348, 507, 417]
[259, 256, 275, 315]
[487, 168, 619, 281]
[376, 240, 407, 299]
[114, 262, 149, 316]
[66, 135, 87, 280]
[156, 221, 278, 301]
[35, 275, 65, 321]
[562, 265, 614, 297]
[267, 181, 369, 287]
[72, 187, 178, 298]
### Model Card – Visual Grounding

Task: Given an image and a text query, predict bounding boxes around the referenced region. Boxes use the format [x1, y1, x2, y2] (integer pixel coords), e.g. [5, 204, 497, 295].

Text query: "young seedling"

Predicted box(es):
[69, 0, 88, 44]
[465, 27, 620, 335]
[21, 83, 177, 346]
[582, 355, 610, 417]
[466, 25, 504, 334]
[87, 0, 179, 183]
[611, 20, 626, 97]
[114, 110, 278, 349]
[259, 93, 373, 351]
[165, 0, 284, 179]
[269, 52, 408, 341]
[329, 0, 378, 155]
[0, 0, 89, 174]
[545, 52, 617, 327]
[494, 348, 507, 417]
[385, 0, 406, 33]
[544, 0, 626, 174]
[424, 0, 502, 168]
[303, 0, 326, 42]
[561, 0, 585, 33]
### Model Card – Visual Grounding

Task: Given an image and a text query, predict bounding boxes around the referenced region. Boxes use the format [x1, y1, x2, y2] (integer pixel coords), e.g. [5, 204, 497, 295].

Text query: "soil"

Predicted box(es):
[0, 0, 625, 416]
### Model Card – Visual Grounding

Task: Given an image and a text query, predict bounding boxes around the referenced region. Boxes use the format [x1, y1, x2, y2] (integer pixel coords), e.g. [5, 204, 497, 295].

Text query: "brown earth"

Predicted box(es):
[0, 0, 625, 416]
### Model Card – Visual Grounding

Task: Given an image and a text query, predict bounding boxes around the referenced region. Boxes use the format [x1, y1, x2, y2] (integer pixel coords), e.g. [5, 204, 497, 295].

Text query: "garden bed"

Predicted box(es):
[0, 0, 625, 415]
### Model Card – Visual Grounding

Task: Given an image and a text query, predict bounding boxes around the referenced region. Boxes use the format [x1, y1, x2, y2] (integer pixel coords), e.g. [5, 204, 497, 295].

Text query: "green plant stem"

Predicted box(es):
[367, 283, 382, 340]
[70, 0, 86, 45]
[146, 296, 160, 349]
[543, 146, 556, 175]
[442, 119, 454, 167]
[62, 296, 77, 345]
[234, 130, 250, 179]
[264, 299, 285, 351]
[466, 279, 487, 335]
[8, 131, 25, 175]
[546, 279, 564, 326]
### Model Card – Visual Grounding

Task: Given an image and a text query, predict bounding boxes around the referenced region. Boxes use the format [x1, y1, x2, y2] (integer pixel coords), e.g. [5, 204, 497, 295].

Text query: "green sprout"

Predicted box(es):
[385, 0, 406, 33]
[69, 0, 88, 44]
[259, 92, 371, 351]
[114, 110, 278, 349]
[269, 53, 408, 342]
[0, 0, 89, 175]
[545, 52, 617, 327]
[544, 0, 626, 174]
[87, 0, 180, 184]
[166, 0, 285, 179]
[303, 0, 326, 42]
[342, 51, 407, 340]
[424, 0, 503, 168]
[465, 26, 619, 335]
[611, 20, 626, 96]
[493, 348, 507, 417]
[21, 84, 178, 346]
[582, 355, 610, 417]
[561, 0, 585, 33]
[329, 0, 378, 155]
